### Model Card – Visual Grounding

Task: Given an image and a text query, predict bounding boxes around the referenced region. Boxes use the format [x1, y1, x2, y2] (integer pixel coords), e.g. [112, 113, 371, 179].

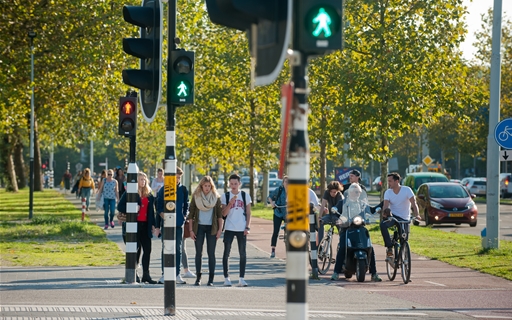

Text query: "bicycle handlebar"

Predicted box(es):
[385, 216, 418, 224]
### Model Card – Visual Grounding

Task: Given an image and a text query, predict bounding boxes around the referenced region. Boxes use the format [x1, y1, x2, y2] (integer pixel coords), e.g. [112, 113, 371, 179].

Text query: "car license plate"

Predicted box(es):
[449, 213, 464, 218]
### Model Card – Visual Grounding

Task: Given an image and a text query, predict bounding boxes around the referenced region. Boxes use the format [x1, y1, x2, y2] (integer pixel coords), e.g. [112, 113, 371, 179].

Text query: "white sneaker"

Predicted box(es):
[238, 278, 248, 287]
[183, 270, 196, 278]
[224, 277, 232, 287]
[158, 276, 164, 284]
[176, 275, 186, 284]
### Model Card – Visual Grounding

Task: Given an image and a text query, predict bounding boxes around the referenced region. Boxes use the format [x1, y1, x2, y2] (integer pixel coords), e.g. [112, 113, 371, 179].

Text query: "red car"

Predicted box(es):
[415, 182, 478, 227]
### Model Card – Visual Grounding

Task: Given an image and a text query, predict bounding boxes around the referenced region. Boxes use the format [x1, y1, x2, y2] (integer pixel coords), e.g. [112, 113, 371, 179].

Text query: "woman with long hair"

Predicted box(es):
[187, 176, 223, 286]
[78, 168, 95, 211]
[97, 169, 119, 229]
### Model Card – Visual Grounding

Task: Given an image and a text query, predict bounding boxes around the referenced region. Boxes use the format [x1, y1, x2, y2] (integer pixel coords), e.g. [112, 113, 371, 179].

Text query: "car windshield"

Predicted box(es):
[269, 180, 280, 187]
[430, 185, 467, 199]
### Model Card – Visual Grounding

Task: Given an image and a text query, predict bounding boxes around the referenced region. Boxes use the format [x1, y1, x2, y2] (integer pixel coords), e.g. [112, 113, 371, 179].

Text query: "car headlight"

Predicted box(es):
[430, 200, 442, 209]
[466, 201, 476, 209]
[353, 216, 363, 225]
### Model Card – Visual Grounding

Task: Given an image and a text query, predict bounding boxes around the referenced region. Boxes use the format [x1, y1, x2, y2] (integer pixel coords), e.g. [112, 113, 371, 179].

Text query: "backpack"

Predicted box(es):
[271, 185, 284, 205]
[222, 191, 247, 230]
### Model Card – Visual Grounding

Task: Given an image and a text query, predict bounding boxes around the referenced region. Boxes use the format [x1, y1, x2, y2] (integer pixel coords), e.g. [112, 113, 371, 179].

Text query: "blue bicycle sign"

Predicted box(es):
[495, 118, 512, 149]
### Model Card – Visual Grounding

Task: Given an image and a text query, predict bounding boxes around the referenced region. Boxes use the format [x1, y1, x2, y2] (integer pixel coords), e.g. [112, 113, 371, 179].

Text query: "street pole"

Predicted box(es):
[125, 91, 139, 283]
[28, 30, 36, 219]
[485, 0, 502, 249]
[164, 0, 178, 315]
[286, 49, 309, 320]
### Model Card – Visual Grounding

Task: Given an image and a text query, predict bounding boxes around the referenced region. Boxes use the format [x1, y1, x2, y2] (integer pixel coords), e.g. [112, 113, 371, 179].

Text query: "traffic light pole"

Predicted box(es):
[286, 50, 309, 320]
[164, 0, 178, 315]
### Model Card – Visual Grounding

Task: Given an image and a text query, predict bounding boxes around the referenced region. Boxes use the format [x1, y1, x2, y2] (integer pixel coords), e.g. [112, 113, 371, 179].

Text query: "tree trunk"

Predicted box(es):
[319, 139, 327, 198]
[34, 119, 43, 191]
[13, 133, 26, 189]
[249, 100, 256, 205]
[3, 134, 19, 192]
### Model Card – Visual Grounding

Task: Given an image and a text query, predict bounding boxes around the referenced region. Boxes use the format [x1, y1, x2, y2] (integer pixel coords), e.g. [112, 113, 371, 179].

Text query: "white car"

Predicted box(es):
[460, 177, 487, 197]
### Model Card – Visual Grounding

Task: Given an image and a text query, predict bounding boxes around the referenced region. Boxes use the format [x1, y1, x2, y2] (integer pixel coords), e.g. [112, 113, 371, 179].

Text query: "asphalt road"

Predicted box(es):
[367, 195, 512, 241]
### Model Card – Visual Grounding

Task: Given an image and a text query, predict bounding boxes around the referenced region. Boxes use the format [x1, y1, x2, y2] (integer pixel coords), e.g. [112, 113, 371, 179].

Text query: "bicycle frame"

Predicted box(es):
[385, 217, 414, 284]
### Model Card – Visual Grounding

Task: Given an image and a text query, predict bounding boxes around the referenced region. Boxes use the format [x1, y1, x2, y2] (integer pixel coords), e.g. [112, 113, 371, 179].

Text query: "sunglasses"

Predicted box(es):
[108, 174, 113, 176]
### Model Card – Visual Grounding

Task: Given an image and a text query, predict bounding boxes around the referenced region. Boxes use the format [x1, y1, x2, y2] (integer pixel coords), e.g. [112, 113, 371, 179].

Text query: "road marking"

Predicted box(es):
[424, 281, 446, 287]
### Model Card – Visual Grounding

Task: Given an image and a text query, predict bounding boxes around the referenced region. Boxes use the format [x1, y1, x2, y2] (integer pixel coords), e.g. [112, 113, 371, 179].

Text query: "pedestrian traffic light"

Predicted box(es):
[169, 50, 194, 105]
[122, 0, 162, 123]
[41, 158, 49, 170]
[119, 97, 137, 136]
[294, 0, 344, 56]
[205, 0, 291, 87]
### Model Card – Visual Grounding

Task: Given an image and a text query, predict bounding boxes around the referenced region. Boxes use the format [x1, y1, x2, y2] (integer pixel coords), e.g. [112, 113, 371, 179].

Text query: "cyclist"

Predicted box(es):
[318, 181, 344, 245]
[380, 172, 421, 257]
[331, 183, 382, 282]
[267, 176, 288, 258]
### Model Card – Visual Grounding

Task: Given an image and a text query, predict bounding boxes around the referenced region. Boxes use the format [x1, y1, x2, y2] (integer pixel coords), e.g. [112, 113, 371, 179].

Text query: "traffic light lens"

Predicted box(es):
[122, 101, 135, 115]
[174, 80, 191, 98]
[121, 119, 135, 132]
[305, 6, 340, 39]
[173, 57, 192, 74]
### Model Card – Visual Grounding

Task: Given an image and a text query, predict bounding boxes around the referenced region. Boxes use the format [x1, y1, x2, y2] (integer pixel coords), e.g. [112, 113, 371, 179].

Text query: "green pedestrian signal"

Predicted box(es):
[294, 0, 344, 56]
[176, 81, 190, 98]
[170, 50, 194, 105]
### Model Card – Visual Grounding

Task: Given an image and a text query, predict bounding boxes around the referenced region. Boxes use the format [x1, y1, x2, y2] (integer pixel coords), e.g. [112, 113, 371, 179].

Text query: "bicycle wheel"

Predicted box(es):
[386, 243, 398, 281]
[317, 237, 332, 275]
[401, 241, 411, 284]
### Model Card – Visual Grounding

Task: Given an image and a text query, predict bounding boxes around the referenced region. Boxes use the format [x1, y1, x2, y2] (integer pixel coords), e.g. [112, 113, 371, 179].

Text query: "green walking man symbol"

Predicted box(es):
[177, 81, 188, 97]
[312, 8, 332, 37]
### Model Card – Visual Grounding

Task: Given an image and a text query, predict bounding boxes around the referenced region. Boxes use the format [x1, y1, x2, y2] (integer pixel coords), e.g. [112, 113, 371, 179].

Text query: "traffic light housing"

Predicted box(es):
[122, 0, 162, 123]
[170, 50, 195, 105]
[41, 158, 49, 170]
[294, 0, 344, 56]
[119, 97, 137, 136]
[205, 0, 291, 87]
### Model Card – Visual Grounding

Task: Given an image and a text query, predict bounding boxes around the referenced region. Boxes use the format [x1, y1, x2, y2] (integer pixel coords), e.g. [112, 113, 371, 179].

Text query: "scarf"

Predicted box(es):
[195, 191, 218, 211]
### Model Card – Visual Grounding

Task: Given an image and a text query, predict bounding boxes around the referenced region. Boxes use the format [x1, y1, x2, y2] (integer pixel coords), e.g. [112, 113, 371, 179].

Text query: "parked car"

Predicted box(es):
[403, 172, 449, 194]
[241, 176, 252, 189]
[373, 176, 382, 191]
[256, 178, 283, 203]
[500, 174, 512, 198]
[415, 182, 477, 227]
[216, 174, 225, 189]
[460, 177, 486, 197]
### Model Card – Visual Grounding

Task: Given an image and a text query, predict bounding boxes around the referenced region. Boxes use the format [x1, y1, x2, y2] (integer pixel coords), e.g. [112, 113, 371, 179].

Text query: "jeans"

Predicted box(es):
[103, 198, 116, 226]
[333, 230, 378, 275]
[80, 187, 91, 209]
[137, 222, 152, 274]
[195, 224, 217, 277]
[223, 230, 247, 278]
[182, 237, 189, 269]
[380, 216, 409, 248]
[160, 226, 188, 275]
[271, 214, 285, 247]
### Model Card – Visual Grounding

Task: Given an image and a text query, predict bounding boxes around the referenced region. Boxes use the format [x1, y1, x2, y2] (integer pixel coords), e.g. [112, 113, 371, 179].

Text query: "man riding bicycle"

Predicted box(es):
[380, 172, 421, 257]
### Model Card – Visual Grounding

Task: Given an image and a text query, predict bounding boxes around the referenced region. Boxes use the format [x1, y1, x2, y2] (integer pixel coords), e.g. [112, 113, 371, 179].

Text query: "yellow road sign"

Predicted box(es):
[422, 155, 433, 167]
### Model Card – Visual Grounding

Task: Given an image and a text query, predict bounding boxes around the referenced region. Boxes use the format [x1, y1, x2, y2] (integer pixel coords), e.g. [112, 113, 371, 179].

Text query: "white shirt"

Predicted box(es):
[221, 191, 252, 232]
[384, 186, 414, 220]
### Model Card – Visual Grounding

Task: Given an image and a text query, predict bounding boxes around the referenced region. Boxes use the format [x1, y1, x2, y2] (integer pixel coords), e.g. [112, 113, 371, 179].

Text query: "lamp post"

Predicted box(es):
[28, 30, 36, 219]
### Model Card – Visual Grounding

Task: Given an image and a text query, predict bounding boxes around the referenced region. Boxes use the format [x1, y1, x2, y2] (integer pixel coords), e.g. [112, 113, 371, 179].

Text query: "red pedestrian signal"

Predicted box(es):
[119, 97, 137, 136]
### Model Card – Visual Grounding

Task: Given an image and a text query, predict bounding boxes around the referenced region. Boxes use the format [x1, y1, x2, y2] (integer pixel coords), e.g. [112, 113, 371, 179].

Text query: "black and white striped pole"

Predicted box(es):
[309, 203, 319, 279]
[285, 49, 309, 320]
[125, 137, 139, 283]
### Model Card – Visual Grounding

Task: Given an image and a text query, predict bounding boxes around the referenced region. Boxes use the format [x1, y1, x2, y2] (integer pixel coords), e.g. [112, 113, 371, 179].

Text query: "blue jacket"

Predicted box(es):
[269, 185, 286, 218]
[117, 192, 156, 239]
[156, 183, 189, 228]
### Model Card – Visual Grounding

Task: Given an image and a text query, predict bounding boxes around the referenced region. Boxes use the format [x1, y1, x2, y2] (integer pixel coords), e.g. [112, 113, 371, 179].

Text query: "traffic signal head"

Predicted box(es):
[294, 0, 344, 56]
[119, 97, 137, 136]
[170, 50, 194, 105]
[122, 0, 162, 123]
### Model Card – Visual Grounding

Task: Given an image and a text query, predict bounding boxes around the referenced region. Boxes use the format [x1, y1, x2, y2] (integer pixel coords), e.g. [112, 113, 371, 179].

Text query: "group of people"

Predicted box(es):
[267, 169, 421, 282]
[115, 170, 252, 287]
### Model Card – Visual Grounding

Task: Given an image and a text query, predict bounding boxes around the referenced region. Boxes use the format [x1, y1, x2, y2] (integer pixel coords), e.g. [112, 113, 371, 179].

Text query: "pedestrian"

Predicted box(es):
[330, 183, 382, 282]
[72, 170, 82, 198]
[117, 172, 158, 284]
[155, 167, 190, 284]
[115, 167, 126, 199]
[267, 176, 288, 258]
[97, 169, 119, 229]
[187, 176, 223, 286]
[151, 168, 164, 194]
[78, 168, 95, 211]
[318, 181, 344, 244]
[62, 170, 72, 193]
[221, 173, 252, 287]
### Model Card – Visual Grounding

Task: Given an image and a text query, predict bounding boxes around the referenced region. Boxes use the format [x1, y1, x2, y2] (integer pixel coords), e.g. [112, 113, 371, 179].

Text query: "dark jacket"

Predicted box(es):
[188, 195, 222, 235]
[117, 192, 156, 239]
[156, 183, 189, 228]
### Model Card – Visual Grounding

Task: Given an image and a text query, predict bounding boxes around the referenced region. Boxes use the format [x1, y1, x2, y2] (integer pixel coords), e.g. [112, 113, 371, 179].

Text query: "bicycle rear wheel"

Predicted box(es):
[317, 237, 332, 275]
[401, 241, 411, 284]
[386, 243, 398, 281]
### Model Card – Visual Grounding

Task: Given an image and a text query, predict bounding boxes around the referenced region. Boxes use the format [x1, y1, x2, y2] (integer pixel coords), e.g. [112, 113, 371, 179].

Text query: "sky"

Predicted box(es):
[461, 0, 511, 61]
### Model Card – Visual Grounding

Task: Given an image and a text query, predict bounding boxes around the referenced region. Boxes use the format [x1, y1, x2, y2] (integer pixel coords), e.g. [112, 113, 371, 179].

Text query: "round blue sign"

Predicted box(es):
[495, 118, 512, 149]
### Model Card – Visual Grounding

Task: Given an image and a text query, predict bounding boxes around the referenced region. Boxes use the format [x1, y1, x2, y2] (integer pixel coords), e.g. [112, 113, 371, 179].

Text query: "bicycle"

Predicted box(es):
[317, 220, 338, 275]
[384, 216, 416, 284]
[498, 125, 511, 142]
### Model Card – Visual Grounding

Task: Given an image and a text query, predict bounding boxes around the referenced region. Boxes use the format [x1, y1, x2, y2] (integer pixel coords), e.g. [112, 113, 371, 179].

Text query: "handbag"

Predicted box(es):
[183, 220, 191, 238]
[95, 193, 104, 211]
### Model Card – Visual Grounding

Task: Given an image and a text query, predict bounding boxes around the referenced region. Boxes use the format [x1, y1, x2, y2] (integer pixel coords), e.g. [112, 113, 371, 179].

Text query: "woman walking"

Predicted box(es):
[187, 176, 223, 286]
[78, 168, 95, 211]
[97, 169, 119, 229]
[267, 176, 288, 258]
[117, 172, 158, 284]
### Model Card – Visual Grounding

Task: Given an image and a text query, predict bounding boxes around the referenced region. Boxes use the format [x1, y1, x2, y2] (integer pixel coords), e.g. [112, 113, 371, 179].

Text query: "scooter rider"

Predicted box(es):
[330, 183, 382, 282]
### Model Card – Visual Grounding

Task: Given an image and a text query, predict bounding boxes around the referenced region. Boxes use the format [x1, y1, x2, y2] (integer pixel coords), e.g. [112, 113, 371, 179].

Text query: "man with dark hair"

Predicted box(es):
[221, 173, 252, 287]
[380, 172, 421, 257]
[343, 169, 366, 192]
